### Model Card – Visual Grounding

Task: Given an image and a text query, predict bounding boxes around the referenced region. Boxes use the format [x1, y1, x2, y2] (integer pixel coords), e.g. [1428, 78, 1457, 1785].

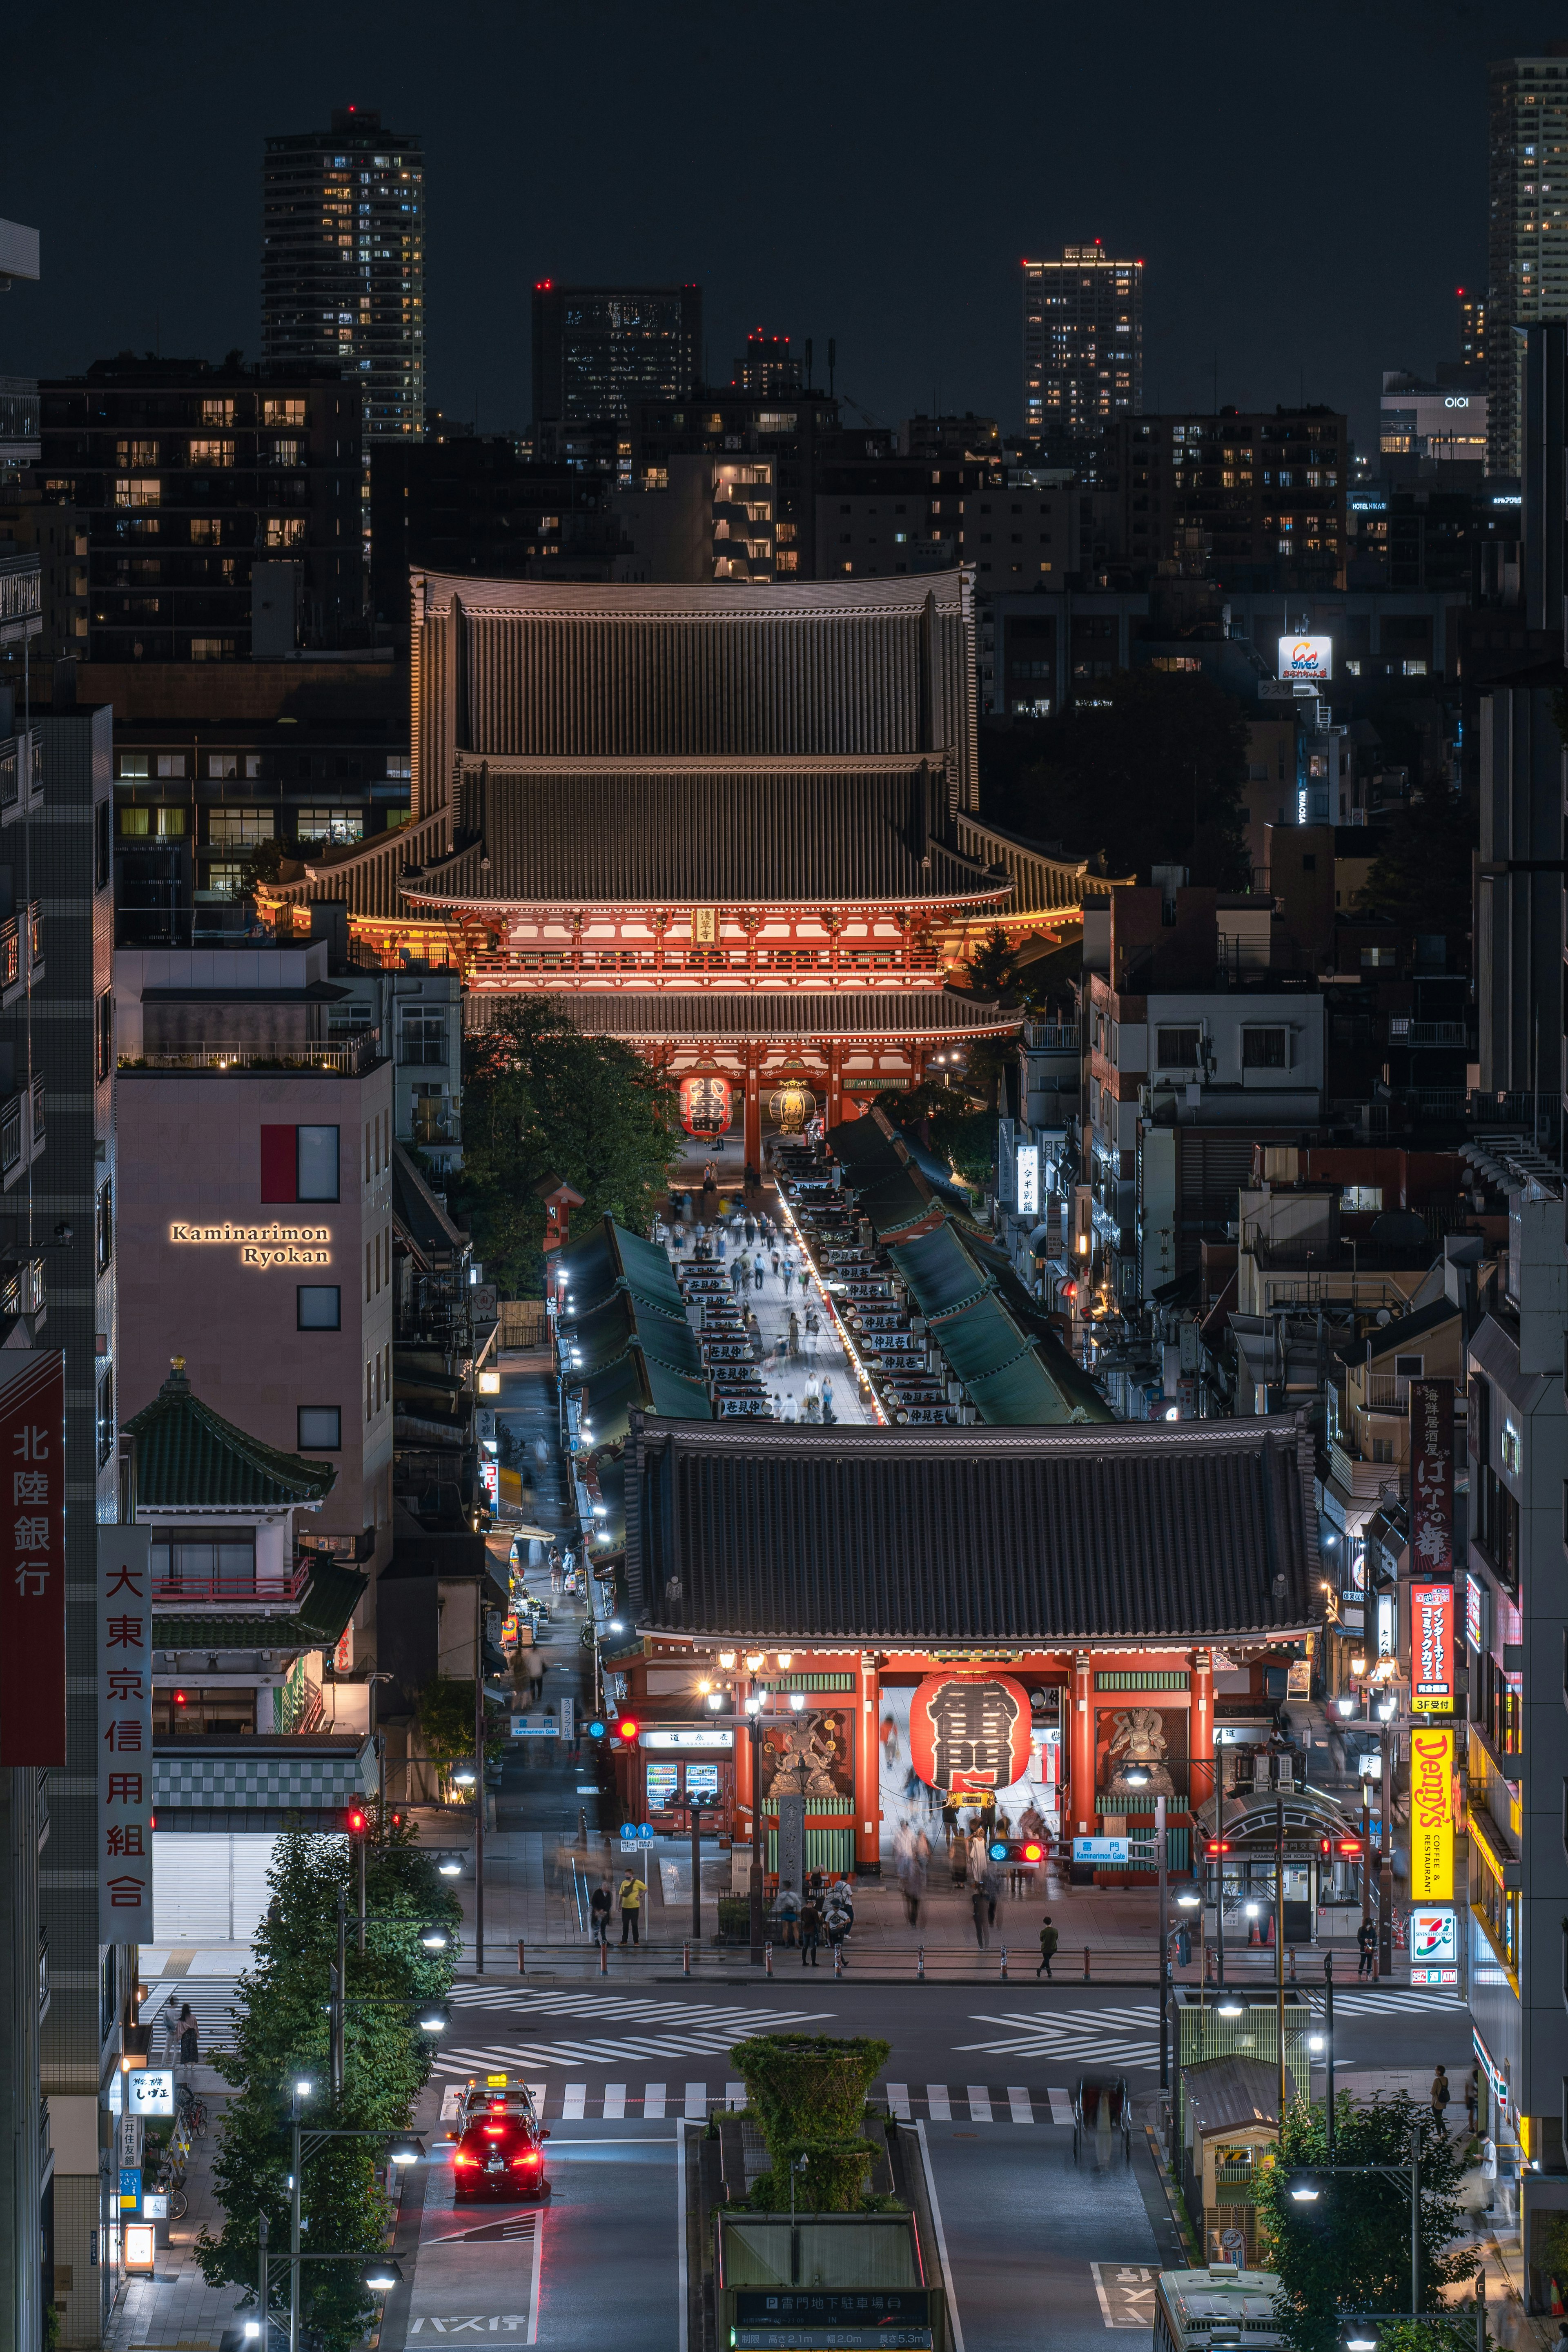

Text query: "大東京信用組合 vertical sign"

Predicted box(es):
[0, 1352, 67, 1765]
[98, 1528, 154, 1938]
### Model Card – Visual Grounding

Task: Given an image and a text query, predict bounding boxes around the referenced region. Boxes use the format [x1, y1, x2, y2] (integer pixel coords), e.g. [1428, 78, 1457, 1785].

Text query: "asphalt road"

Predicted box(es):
[377, 1975, 1478, 2348]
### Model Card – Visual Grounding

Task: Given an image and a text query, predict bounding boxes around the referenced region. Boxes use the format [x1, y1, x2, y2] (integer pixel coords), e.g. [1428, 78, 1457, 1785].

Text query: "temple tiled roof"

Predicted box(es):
[401, 766, 1010, 909]
[625, 1415, 1320, 1644]
[124, 1361, 338, 1510]
[468, 990, 1019, 1041]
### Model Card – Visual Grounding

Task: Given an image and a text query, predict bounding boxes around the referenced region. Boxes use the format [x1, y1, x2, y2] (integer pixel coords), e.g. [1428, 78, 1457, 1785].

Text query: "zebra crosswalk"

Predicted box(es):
[437, 1989, 837, 2074]
[953, 2003, 1162, 2070]
[1305, 1987, 1471, 2018]
[439, 2079, 1079, 2124]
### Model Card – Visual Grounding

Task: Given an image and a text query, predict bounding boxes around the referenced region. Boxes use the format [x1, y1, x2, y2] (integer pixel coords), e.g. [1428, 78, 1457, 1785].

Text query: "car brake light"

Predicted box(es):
[454, 2153, 478, 2168]
[511, 2152, 542, 2168]
[483, 2127, 505, 2137]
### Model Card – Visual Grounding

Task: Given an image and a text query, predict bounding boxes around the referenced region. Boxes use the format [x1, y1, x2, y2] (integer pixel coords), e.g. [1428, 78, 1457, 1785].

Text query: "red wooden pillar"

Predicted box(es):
[734, 1666, 755, 1846]
[743, 1047, 762, 1175]
[855, 1653, 880, 1872]
[1069, 1650, 1095, 1834]
[1189, 1648, 1216, 1815]
[826, 1040, 842, 1129]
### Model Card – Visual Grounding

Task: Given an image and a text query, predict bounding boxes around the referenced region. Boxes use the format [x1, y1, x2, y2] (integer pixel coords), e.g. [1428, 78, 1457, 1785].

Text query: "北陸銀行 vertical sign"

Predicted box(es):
[0, 1352, 66, 1764]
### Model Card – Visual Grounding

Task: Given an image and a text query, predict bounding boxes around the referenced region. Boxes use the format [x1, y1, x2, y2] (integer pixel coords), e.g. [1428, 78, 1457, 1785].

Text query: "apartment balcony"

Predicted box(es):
[119, 1030, 382, 1077]
[1327, 1438, 1402, 1507]
[1023, 1022, 1080, 1052]
[151, 1562, 312, 1606]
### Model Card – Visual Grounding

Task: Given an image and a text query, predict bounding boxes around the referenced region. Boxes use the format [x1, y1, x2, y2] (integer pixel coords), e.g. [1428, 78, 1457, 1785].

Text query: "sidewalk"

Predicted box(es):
[104, 2084, 248, 2352]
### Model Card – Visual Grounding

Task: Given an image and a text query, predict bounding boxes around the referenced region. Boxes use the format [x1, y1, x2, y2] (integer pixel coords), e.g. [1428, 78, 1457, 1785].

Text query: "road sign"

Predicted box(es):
[118, 2168, 140, 2212]
[619, 1822, 638, 1841]
[1074, 1835, 1156, 1866]
[635, 1822, 655, 1842]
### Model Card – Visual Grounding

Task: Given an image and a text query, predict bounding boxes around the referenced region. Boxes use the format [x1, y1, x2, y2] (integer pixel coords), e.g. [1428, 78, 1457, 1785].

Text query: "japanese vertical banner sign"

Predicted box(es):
[1409, 1727, 1456, 1902]
[98, 1528, 154, 1938]
[1410, 1378, 1455, 1575]
[1411, 1581, 1456, 1715]
[0, 1351, 67, 1764]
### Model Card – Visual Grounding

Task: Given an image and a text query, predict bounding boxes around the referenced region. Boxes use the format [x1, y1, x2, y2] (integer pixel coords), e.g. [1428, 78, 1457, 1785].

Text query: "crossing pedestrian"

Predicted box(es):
[800, 1894, 823, 1967]
[1037, 1916, 1059, 1978]
[589, 1881, 612, 1945]
[618, 1869, 647, 1945]
[1356, 1916, 1376, 1978]
[969, 1884, 989, 1949]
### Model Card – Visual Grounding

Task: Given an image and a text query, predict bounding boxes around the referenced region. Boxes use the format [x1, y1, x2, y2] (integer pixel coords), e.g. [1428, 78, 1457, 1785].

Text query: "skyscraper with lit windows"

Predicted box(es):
[262, 106, 424, 441]
[1487, 49, 1568, 476]
[1020, 244, 1142, 446]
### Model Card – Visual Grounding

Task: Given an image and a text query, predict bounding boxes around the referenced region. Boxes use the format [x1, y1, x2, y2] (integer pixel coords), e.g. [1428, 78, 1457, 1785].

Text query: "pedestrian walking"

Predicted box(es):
[1037, 1915, 1059, 1978]
[744, 1214, 756, 1245]
[788, 1308, 800, 1359]
[970, 1884, 989, 1949]
[1465, 2063, 1481, 2136]
[982, 1862, 1001, 1928]
[774, 1333, 788, 1371]
[775, 1886, 801, 1947]
[1356, 1916, 1376, 1979]
[771, 1248, 781, 1279]
[1430, 2065, 1452, 2134]
[589, 1880, 612, 1945]
[715, 1227, 726, 1262]
[618, 1869, 647, 1944]
[160, 1995, 180, 2065]
[178, 2006, 200, 2068]
[783, 1392, 799, 1423]
[821, 1373, 834, 1420]
[753, 1256, 765, 1291]
[898, 1841, 924, 1928]
[800, 1894, 823, 1966]
[731, 1258, 744, 1294]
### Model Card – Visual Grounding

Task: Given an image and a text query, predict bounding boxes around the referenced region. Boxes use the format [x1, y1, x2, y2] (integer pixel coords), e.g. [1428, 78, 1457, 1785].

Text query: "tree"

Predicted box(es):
[979, 670, 1252, 886]
[196, 1824, 459, 2352]
[730, 2033, 893, 2212]
[454, 997, 678, 1295]
[415, 1675, 510, 1798]
[1253, 2094, 1477, 2352]
[1354, 789, 1476, 947]
[964, 924, 1021, 998]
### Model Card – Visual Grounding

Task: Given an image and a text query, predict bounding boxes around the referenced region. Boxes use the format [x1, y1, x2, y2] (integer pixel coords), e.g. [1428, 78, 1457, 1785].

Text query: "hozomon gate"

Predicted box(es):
[262, 570, 1104, 1135]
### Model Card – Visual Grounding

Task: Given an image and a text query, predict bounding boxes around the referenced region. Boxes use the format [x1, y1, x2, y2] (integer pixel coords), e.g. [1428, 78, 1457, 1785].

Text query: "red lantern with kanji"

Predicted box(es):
[679, 1072, 732, 1136]
[908, 1671, 1032, 1795]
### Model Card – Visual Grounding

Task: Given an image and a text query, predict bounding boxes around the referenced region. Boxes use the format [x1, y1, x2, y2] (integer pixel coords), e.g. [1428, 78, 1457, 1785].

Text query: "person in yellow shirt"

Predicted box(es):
[618, 1870, 647, 1945]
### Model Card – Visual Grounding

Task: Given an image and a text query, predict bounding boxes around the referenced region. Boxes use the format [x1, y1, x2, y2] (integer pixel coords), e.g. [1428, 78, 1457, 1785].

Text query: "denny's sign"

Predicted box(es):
[1409, 1727, 1456, 1903]
[171, 1221, 330, 1268]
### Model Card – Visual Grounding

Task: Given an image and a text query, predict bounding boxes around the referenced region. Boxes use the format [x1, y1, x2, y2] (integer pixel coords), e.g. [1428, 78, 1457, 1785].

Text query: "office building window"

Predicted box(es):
[207, 809, 274, 845]
[95, 800, 111, 891]
[118, 752, 150, 779]
[207, 754, 238, 780]
[398, 1009, 446, 1065]
[297, 1285, 341, 1330]
[261, 1124, 340, 1203]
[1155, 1027, 1200, 1069]
[96, 1369, 114, 1469]
[157, 755, 185, 779]
[294, 808, 364, 843]
[96, 991, 113, 1082]
[96, 1180, 114, 1273]
[298, 1406, 341, 1452]
[1241, 1027, 1288, 1069]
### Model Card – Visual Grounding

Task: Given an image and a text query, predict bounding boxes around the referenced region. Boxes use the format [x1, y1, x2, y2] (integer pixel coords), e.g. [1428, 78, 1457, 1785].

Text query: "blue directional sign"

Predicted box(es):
[635, 1822, 655, 1842]
[619, 1822, 638, 1842]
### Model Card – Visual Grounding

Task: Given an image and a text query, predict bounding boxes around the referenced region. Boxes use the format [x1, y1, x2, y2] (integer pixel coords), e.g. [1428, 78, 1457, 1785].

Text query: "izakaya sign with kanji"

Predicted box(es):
[908, 1671, 1032, 1795]
[0, 1351, 66, 1765]
[1411, 1379, 1454, 1576]
[97, 1528, 154, 1937]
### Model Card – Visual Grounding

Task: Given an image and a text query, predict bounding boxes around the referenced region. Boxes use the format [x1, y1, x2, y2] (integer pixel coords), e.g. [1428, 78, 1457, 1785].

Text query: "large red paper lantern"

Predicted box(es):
[679, 1072, 732, 1136]
[908, 1671, 1032, 1795]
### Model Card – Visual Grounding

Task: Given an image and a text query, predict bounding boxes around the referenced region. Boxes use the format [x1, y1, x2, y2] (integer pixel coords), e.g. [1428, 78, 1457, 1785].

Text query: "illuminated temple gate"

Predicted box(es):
[263, 570, 1102, 1128]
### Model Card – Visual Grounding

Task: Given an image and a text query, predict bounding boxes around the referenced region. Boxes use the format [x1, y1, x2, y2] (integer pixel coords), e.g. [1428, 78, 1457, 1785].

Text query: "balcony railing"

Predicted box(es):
[0, 916, 17, 991]
[152, 1563, 312, 1604]
[1023, 1022, 1080, 1051]
[120, 1031, 381, 1076]
[0, 1093, 21, 1175]
[1364, 1374, 1409, 1412]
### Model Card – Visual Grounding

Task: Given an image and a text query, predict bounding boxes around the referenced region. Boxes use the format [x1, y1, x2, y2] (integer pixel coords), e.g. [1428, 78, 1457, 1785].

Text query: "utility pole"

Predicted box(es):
[1378, 1724, 1394, 1980]
[749, 1703, 766, 1966]
[1323, 1952, 1335, 2162]
[475, 1579, 486, 1976]
[1410, 2125, 1421, 2315]
[288, 2087, 303, 2352]
[331, 1891, 346, 2106]
[1156, 1792, 1169, 2090]
[258, 2212, 269, 2350]
[1275, 1795, 1287, 2127]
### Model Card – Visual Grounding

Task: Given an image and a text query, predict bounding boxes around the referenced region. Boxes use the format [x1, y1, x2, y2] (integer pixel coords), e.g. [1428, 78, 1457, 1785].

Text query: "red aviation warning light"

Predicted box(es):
[1203, 1839, 1232, 1858]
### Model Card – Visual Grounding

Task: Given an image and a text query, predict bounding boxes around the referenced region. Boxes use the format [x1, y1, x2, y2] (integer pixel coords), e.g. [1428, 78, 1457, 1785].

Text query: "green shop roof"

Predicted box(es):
[124, 1359, 339, 1512]
[154, 1555, 366, 1653]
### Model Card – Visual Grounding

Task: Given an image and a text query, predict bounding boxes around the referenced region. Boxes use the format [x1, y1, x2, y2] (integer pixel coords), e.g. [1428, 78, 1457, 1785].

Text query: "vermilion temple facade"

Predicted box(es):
[265, 570, 1100, 1146]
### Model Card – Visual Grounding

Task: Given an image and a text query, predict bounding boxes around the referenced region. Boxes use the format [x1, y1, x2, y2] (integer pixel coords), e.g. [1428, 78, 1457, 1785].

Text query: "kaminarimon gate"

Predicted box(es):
[595, 1412, 1325, 1886]
[262, 570, 1102, 1140]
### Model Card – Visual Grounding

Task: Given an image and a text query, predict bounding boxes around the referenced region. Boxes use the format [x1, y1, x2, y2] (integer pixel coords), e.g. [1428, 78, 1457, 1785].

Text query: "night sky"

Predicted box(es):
[1, 0, 1558, 454]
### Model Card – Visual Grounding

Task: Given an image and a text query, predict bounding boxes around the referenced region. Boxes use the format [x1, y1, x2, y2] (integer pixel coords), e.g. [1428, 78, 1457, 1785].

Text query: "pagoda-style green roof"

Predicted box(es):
[124, 1360, 339, 1512]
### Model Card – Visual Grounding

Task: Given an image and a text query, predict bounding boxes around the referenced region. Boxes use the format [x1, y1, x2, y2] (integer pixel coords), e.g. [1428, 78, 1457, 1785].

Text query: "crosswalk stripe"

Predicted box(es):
[603, 2084, 626, 2120]
[1049, 2087, 1074, 2125]
[562, 2083, 586, 2119]
[967, 2087, 992, 2123]
[927, 2085, 951, 2121]
[684, 2082, 706, 2120]
[886, 2083, 911, 2119]
[1007, 2087, 1033, 2124]
[645, 2083, 666, 2119]
[528, 2083, 546, 2116]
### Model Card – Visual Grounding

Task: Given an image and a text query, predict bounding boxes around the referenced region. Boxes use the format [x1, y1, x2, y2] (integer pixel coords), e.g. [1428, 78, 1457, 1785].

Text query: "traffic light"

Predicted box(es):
[1203, 1838, 1232, 1858]
[988, 1840, 1009, 1863]
[347, 1806, 368, 1836]
[1021, 1841, 1045, 1864]
[616, 1715, 639, 1741]
[586, 1718, 607, 1740]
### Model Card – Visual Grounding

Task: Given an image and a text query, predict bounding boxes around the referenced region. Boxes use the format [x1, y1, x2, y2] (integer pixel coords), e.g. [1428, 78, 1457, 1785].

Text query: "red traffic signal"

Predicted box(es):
[1021, 1841, 1044, 1863]
[347, 1806, 368, 1835]
[615, 1716, 639, 1742]
[1336, 1838, 1363, 1858]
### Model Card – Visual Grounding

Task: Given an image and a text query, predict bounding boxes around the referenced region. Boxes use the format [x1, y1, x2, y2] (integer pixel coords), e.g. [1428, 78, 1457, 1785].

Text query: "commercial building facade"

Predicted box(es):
[1108, 408, 1349, 591]
[531, 283, 702, 469]
[1487, 49, 1568, 476]
[262, 107, 425, 443]
[1021, 245, 1143, 444]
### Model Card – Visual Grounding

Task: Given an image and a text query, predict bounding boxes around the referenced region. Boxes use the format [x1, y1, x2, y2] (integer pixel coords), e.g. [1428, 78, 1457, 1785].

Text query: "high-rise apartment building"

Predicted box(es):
[262, 107, 424, 441]
[1021, 243, 1142, 445]
[732, 332, 802, 395]
[1486, 48, 1568, 475]
[530, 283, 701, 467]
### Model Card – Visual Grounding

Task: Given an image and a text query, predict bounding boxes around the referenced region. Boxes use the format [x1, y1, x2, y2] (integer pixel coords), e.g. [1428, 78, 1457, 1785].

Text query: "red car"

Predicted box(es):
[451, 2091, 551, 2201]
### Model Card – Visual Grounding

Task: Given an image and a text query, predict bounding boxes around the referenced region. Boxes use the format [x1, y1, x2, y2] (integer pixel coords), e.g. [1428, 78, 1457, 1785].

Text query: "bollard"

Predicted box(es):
[765, 1941, 773, 1978]
[599, 1937, 608, 1976]
[917, 1944, 924, 1981]
[1000, 1945, 1009, 1981]
[682, 1940, 691, 1978]
[1083, 1945, 1091, 1982]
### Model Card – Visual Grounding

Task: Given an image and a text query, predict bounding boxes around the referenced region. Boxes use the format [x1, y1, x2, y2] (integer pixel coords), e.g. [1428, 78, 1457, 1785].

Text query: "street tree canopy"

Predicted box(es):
[1253, 2094, 1477, 2352]
[980, 670, 1251, 887]
[455, 996, 678, 1294]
